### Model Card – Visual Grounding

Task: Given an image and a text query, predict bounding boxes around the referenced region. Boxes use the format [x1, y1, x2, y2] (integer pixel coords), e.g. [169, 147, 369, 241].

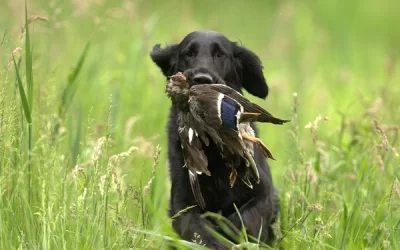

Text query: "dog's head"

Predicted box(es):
[150, 30, 269, 99]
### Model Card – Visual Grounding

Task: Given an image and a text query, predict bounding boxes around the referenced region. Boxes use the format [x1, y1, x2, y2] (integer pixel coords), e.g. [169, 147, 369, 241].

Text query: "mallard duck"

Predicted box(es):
[165, 72, 289, 208]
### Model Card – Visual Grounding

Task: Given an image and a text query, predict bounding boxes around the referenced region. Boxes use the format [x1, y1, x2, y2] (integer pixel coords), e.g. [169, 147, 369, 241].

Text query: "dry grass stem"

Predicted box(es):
[305, 115, 328, 144]
[373, 120, 390, 151]
[124, 115, 142, 141]
[20, 15, 49, 41]
[98, 145, 137, 195]
[365, 98, 382, 117]
[171, 205, 197, 220]
[133, 135, 160, 157]
[7, 47, 22, 69]
[374, 148, 385, 172]
[144, 144, 161, 194]
[373, 119, 399, 157]
[72, 165, 86, 180]
[291, 92, 299, 131]
[92, 136, 108, 165]
[308, 203, 323, 212]
[392, 182, 400, 197]
[71, 136, 110, 179]
[28, 15, 49, 23]
[108, 146, 137, 173]
[306, 162, 318, 185]
[107, 146, 138, 169]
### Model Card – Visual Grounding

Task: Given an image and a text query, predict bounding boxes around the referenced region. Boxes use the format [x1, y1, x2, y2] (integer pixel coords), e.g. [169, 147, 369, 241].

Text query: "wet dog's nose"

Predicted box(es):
[193, 73, 213, 84]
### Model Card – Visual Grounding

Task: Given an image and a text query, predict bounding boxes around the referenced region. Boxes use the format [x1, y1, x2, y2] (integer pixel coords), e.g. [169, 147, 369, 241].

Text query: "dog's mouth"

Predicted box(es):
[182, 68, 225, 86]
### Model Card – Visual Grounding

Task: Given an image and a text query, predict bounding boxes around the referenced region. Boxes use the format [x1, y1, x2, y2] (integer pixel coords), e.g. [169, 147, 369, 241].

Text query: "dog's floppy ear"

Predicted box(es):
[150, 44, 179, 77]
[234, 44, 269, 99]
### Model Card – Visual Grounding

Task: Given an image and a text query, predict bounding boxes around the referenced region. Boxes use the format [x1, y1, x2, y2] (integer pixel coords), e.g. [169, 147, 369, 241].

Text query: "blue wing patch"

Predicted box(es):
[220, 97, 240, 130]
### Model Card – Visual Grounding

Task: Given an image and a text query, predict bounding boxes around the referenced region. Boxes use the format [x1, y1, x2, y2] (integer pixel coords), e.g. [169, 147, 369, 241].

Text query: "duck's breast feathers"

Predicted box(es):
[188, 86, 224, 127]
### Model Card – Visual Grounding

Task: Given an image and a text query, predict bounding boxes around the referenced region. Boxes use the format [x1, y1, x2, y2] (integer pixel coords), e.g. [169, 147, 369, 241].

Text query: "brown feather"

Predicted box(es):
[188, 87, 224, 128]
[244, 150, 260, 184]
[239, 112, 262, 123]
[189, 172, 206, 210]
[229, 168, 238, 187]
[241, 175, 253, 189]
[178, 115, 211, 176]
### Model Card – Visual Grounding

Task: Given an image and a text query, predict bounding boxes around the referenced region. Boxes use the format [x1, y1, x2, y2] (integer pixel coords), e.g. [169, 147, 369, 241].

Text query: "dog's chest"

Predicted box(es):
[196, 152, 256, 214]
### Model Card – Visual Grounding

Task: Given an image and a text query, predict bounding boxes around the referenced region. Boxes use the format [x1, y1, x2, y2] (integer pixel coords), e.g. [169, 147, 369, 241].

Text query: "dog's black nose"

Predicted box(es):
[193, 73, 213, 84]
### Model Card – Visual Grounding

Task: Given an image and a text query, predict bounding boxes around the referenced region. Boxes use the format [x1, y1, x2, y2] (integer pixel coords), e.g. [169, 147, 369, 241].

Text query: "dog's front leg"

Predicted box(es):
[170, 204, 228, 250]
[171, 182, 228, 250]
[227, 194, 279, 245]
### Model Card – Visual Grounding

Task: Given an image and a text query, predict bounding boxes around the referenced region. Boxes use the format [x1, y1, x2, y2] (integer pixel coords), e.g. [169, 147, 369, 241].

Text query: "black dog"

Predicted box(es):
[150, 30, 280, 249]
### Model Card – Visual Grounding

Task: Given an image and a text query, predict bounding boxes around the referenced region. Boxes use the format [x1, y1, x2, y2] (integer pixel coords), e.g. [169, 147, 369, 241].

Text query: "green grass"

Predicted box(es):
[1, 0, 399, 249]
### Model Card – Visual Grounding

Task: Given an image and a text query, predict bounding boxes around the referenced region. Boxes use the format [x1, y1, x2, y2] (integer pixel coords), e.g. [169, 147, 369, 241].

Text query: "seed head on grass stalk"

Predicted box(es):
[144, 144, 161, 194]
[107, 145, 138, 191]
[305, 115, 329, 145]
[7, 47, 22, 70]
[374, 119, 399, 158]
[392, 182, 400, 197]
[71, 136, 109, 180]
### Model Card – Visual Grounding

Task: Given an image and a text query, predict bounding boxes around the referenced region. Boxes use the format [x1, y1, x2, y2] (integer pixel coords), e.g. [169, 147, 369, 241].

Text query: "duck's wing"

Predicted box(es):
[178, 120, 211, 177]
[177, 117, 209, 210]
[188, 87, 225, 128]
[189, 85, 244, 132]
[206, 84, 290, 125]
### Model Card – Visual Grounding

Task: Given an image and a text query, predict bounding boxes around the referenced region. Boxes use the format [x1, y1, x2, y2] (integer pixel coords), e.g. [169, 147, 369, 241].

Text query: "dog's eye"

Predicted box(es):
[215, 50, 225, 58]
[185, 51, 194, 58]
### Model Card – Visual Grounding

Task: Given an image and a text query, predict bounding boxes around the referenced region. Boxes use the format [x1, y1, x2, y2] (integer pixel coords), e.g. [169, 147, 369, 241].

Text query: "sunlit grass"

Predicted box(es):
[0, 0, 399, 249]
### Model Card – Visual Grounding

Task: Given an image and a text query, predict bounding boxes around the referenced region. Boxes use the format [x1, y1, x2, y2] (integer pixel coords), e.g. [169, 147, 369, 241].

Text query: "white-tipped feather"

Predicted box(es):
[217, 93, 224, 123]
[196, 171, 202, 175]
[189, 170, 195, 176]
[188, 128, 194, 144]
[236, 110, 242, 138]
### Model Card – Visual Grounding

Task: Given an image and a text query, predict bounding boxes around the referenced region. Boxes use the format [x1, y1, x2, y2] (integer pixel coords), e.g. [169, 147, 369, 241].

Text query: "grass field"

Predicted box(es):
[1, 0, 400, 249]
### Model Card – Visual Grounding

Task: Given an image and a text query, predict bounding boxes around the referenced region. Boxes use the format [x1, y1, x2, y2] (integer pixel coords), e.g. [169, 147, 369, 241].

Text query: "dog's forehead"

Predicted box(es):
[180, 30, 232, 47]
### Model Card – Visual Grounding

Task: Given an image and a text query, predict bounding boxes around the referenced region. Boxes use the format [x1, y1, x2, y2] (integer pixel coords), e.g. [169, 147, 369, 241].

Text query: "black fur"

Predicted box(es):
[150, 31, 279, 249]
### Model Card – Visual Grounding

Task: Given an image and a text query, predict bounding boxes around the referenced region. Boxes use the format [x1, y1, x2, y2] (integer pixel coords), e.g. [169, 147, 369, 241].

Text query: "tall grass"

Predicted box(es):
[12, 0, 34, 203]
[1, 0, 399, 249]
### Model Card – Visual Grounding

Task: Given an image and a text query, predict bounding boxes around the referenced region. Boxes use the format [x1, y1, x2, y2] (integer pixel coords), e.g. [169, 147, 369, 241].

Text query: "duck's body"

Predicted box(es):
[165, 72, 289, 209]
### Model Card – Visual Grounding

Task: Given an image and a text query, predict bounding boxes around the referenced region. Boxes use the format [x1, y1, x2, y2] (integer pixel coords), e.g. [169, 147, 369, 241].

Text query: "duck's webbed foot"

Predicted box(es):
[241, 132, 276, 160]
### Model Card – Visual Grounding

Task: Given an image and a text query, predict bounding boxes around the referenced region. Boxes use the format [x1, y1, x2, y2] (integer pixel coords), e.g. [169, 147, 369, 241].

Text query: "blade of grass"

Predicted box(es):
[276, 210, 312, 246]
[52, 42, 91, 144]
[25, 0, 33, 110]
[71, 108, 82, 167]
[203, 223, 236, 249]
[59, 42, 91, 118]
[0, 29, 6, 46]
[340, 161, 367, 249]
[28, 122, 32, 203]
[131, 229, 210, 250]
[233, 203, 249, 243]
[24, 0, 34, 204]
[12, 55, 31, 123]
[201, 212, 244, 243]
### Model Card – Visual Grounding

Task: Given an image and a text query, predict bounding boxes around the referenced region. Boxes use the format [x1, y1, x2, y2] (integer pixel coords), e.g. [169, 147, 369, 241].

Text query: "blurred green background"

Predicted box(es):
[1, 0, 399, 249]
